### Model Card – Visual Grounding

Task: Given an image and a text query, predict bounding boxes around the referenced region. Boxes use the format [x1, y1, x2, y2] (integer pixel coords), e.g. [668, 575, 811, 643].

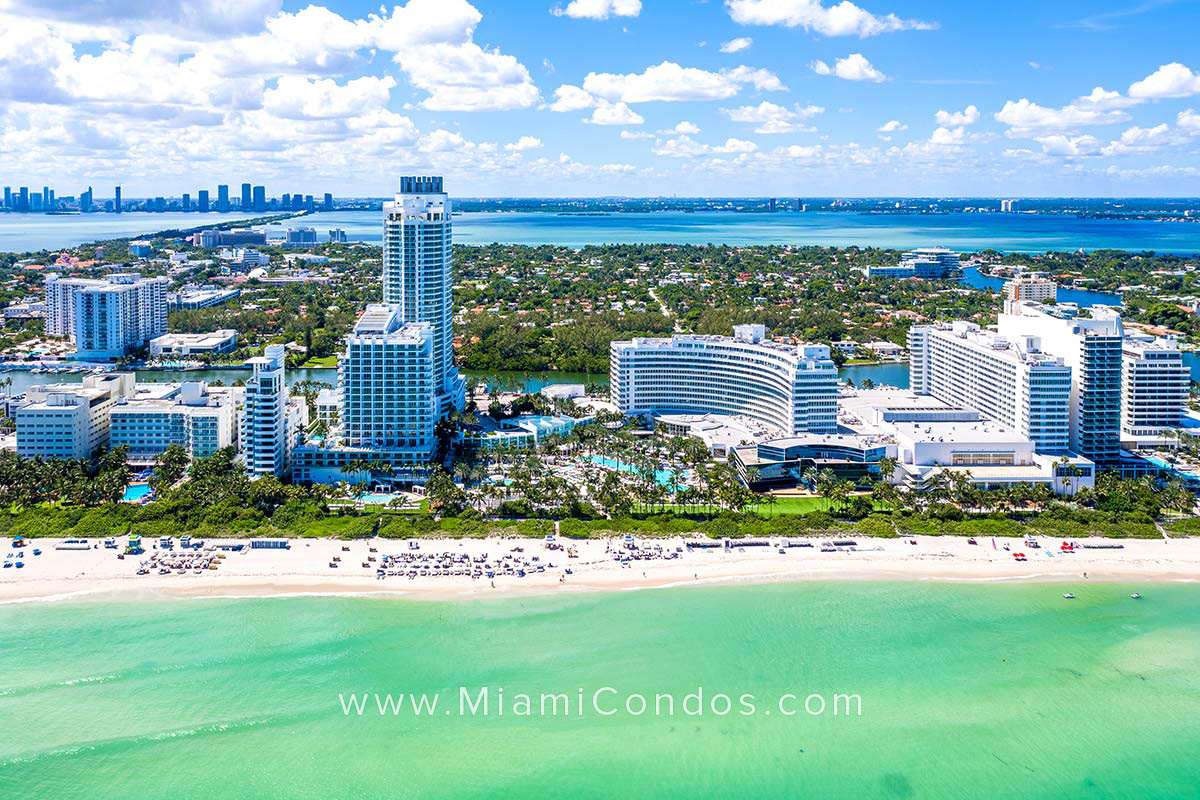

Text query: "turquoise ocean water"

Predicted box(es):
[2, 583, 1198, 799]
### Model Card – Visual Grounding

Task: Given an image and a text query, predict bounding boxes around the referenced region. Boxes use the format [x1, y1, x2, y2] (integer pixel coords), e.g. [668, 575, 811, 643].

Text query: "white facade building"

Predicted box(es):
[908, 321, 1073, 453]
[838, 389, 1094, 495]
[45, 273, 168, 360]
[1121, 335, 1190, 442]
[338, 306, 436, 458]
[998, 303, 1124, 465]
[610, 324, 839, 436]
[292, 307, 437, 483]
[382, 175, 464, 415]
[1002, 273, 1057, 313]
[109, 381, 237, 463]
[241, 344, 303, 478]
[868, 247, 961, 279]
[149, 330, 238, 357]
[15, 373, 134, 459]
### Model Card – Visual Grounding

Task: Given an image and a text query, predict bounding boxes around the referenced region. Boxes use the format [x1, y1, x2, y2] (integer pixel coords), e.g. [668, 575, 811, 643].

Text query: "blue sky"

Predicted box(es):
[1, 0, 1199, 196]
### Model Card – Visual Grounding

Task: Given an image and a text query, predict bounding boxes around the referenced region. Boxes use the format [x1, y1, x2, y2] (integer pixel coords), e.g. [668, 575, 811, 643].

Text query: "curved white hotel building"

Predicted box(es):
[610, 325, 839, 436]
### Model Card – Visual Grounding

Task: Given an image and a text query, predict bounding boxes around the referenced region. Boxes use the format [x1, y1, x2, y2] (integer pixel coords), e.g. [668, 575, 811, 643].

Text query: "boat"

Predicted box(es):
[1063, 593, 1075, 599]
[1131, 592, 1142, 599]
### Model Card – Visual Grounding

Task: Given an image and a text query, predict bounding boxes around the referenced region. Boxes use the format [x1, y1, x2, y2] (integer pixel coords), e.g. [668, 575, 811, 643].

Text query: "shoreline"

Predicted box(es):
[2, 534, 1197, 605]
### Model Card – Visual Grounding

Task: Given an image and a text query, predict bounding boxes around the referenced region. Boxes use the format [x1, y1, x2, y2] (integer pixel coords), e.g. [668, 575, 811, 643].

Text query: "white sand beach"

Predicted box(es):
[2, 533, 1198, 604]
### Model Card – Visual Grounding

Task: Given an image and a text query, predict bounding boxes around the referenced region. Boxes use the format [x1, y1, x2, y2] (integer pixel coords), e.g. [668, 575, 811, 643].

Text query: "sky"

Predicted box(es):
[2, 0, 1200, 198]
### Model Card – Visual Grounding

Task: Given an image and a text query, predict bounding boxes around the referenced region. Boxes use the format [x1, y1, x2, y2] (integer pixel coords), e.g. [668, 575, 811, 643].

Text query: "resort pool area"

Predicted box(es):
[122, 483, 152, 503]
[586, 455, 687, 487]
[357, 493, 402, 505]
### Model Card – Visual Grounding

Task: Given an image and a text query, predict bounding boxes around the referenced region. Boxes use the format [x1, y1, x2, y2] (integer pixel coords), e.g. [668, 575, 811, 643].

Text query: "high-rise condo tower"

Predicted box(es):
[382, 176, 464, 415]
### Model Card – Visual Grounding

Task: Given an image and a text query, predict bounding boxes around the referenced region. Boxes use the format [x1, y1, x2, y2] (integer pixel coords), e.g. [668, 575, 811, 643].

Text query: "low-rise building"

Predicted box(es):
[149, 330, 238, 357]
[462, 414, 593, 450]
[169, 287, 241, 310]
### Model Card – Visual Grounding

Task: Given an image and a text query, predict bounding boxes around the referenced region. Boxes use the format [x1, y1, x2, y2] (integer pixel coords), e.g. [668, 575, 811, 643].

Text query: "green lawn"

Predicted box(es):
[750, 496, 828, 514]
[299, 355, 339, 367]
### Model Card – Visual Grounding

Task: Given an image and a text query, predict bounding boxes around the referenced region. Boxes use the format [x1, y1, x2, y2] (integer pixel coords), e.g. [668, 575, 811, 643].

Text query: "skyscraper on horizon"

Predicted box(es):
[252, 185, 266, 212]
[197, 190, 209, 212]
[216, 184, 230, 212]
[241, 183, 251, 211]
[114, 186, 121, 214]
[383, 175, 464, 415]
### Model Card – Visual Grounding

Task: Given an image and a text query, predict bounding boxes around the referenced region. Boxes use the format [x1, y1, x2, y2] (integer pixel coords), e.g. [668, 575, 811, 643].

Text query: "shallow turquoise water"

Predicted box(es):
[1, 582, 1197, 799]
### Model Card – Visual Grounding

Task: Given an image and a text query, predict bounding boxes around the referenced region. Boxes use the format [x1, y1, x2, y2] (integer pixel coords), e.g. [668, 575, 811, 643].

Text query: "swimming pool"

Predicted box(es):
[122, 483, 153, 502]
[585, 456, 687, 488]
[357, 493, 402, 505]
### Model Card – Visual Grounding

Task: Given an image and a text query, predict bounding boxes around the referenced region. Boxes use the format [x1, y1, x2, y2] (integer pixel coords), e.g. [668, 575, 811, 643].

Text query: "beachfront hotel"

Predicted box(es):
[335, 307, 435, 454]
[14, 373, 134, 459]
[109, 381, 238, 464]
[733, 387, 1095, 495]
[998, 303, 1124, 466]
[241, 345, 306, 478]
[44, 273, 168, 359]
[908, 320, 1073, 453]
[383, 175, 465, 416]
[609, 324, 839, 437]
[291, 177, 465, 484]
[1120, 334, 1191, 445]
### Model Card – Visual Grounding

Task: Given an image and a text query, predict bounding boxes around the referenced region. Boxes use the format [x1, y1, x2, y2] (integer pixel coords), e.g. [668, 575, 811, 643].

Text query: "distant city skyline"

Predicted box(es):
[0, 181, 335, 213]
[1, 0, 1198, 196]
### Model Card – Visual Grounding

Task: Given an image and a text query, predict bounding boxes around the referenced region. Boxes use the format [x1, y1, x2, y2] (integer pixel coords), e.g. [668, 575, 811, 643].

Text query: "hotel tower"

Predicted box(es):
[383, 176, 465, 415]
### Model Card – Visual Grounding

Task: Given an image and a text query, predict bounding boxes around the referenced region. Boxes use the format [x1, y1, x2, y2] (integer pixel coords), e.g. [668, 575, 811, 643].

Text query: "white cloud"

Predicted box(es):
[505, 135, 544, 151]
[722, 65, 788, 92]
[1128, 62, 1200, 99]
[994, 98, 1130, 135]
[582, 60, 785, 103]
[418, 128, 469, 153]
[398, 41, 541, 111]
[1179, 109, 1200, 131]
[262, 76, 395, 120]
[1101, 123, 1179, 156]
[810, 53, 886, 82]
[584, 101, 645, 125]
[1034, 134, 1104, 157]
[2, 0, 542, 114]
[652, 135, 758, 157]
[726, 0, 936, 37]
[549, 84, 596, 111]
[720, 37, 753, 53]
[1073, 86, 1140, 110]
[877, 119, 906, 132]
[658, 121, 702, 134]
[722, 100, 823, 133]
[934, 105, 979, 126]
[929, 126, 966, 146]
[620, 130, 655, 139]
[552, 0, 642, 19]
